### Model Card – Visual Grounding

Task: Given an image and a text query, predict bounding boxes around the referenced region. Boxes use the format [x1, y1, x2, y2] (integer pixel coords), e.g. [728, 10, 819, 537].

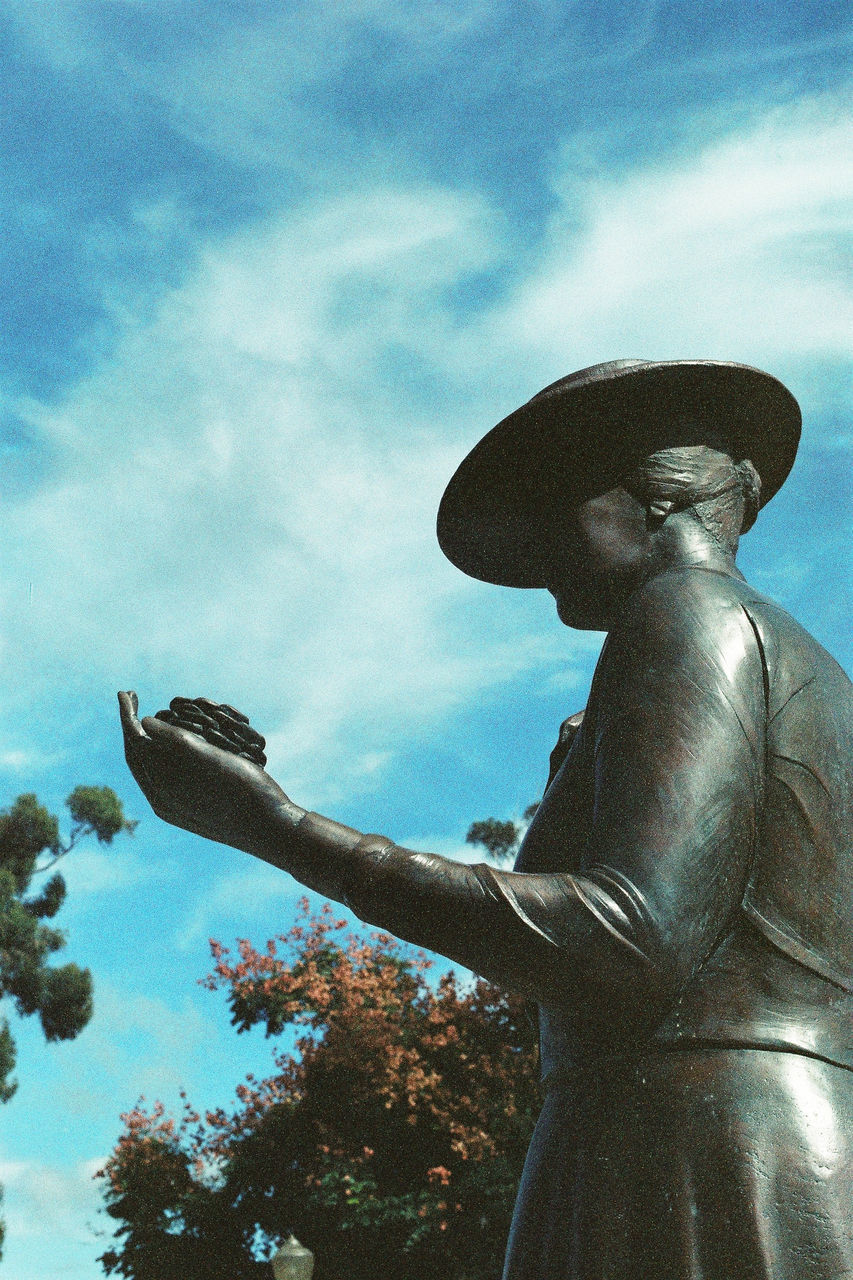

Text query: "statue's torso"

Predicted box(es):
[516, 569, 853, 1077]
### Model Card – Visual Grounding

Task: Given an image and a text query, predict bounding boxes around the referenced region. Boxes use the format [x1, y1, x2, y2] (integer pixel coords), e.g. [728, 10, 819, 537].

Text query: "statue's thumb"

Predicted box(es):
[118, 691, 147, 745]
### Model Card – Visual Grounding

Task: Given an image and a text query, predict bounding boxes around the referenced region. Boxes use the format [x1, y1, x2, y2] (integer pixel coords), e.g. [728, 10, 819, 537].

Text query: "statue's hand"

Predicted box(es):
[118, 691, 300, 857]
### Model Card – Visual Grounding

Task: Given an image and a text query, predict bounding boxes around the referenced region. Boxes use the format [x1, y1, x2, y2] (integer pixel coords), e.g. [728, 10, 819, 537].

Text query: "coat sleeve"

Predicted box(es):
[296, 574, 768, 1019]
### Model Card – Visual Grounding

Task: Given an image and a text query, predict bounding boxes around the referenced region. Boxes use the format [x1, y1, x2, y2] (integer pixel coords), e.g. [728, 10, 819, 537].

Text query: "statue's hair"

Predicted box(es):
[623, 445, 762, 556]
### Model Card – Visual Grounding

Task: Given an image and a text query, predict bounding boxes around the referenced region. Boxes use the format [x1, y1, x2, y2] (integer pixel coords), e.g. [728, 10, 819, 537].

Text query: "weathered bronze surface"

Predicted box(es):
[119, 359, 853, 1278]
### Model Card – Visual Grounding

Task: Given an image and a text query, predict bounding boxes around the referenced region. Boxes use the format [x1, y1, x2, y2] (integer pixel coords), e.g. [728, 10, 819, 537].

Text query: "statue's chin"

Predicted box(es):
[553, 595, 603, 632]
[547, 576, 602, 630]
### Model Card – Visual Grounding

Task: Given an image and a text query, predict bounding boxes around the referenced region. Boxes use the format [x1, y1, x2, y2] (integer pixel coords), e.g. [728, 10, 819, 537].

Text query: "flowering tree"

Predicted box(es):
[99, 900, 540, 1280]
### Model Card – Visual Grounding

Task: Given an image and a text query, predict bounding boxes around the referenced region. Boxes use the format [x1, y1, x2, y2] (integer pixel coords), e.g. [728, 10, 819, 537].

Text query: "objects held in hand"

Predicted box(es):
[155, 696, 267, 767]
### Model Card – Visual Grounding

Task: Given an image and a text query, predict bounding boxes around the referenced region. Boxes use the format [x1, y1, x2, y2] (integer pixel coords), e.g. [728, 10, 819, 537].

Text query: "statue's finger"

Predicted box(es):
[155, 708, 208, 736]
[209, 714, 265, 751]
[202, 715, 241, 743]
[159, 712, 202, 735]
[196, 725, 264, 764]
[118, 691, 148, 746]
[198, 699, 260, 741]
[160, 712, 219, 745]
[157, 714, 249, 762]
[141, 714, 210, 750]
[169, 696, 259, 743]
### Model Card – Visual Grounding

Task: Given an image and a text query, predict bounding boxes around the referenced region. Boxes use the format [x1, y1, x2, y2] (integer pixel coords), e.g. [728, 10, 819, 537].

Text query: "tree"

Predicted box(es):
[0, 785, 135, 1255]
[99, 895, 541, 1280]
[465, 803, 538, 864]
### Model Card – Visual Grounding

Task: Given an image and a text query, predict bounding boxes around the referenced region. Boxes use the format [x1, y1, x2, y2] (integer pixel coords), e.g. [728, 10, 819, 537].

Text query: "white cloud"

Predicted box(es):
[479, 93, 853, 380]
[1, 91, 849, 818]
[4, 0, 498, 180]
[47, 981, 220, 1124]
[0, 1155, 104, 1245]
[1, 3, 95, 71]
[0, 178, 559, 806]
[176, 858, 306, 952]
[58, 839, 168, 899]
[0, 747, 44, 772]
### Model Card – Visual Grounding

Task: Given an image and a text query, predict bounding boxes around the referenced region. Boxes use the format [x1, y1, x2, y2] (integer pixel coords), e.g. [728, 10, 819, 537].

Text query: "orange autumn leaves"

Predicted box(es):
[100, 901, 539, 1279]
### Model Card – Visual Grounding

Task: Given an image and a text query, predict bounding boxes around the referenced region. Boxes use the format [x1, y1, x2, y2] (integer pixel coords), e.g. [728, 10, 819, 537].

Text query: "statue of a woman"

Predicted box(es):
[119, 359, 853, 1279]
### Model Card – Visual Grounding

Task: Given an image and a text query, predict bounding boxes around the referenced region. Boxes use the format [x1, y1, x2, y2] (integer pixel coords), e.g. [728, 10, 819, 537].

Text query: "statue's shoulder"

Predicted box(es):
[588, 569, 777, 718]
[622, 568, 852, 703]
[635, 564, 749, 605]
[615, 567, 759, 651]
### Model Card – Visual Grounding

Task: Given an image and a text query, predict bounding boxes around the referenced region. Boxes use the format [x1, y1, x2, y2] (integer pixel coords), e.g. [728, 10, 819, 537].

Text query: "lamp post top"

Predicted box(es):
[271, 1234, 314, 1280]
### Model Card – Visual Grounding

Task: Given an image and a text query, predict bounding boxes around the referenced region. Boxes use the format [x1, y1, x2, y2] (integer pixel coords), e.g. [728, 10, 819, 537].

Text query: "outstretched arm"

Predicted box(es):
[118, 690, 585, 998]
[119, 577, 765, 1020]
[118, 690, 538, 980]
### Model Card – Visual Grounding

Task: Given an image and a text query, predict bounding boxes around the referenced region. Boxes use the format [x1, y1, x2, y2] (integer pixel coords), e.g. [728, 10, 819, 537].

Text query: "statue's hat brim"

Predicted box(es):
[436, 359, 801, 587]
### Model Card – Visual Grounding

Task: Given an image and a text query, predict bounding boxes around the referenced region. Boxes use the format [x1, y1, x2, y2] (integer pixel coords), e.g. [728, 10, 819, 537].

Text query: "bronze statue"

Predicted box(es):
[119, 359, 853, 1279]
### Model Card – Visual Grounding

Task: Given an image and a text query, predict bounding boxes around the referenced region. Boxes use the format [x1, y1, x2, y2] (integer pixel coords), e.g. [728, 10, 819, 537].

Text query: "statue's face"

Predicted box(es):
[544, 486, 652, 630]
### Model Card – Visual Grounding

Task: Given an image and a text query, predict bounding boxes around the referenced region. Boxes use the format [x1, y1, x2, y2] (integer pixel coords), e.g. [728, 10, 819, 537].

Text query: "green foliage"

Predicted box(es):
[0, 794, 60, 891]
[466, 803, 539, 865]
[0, 1022, 17, 1105]
[465, 816, 521, 862]
[25, 872, 67, 920]
[67, 786, 137, 846]
[39, 962, 94, 1042]
[98, 1121, 247, 1280]
[0, 784, 134, 1257]
[99, 1126, 273, 1280]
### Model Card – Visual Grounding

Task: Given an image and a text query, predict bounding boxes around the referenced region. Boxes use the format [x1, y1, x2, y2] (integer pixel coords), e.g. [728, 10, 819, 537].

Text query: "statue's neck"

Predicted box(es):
[643, 514, 743, 585]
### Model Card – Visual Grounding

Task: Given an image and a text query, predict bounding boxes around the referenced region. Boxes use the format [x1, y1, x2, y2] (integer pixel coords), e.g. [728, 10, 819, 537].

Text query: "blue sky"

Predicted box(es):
[0, 2, 850, 1274]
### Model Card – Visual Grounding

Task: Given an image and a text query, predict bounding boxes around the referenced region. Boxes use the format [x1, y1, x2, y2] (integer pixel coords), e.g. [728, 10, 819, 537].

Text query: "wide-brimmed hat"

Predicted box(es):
[436, 358, 801, 587]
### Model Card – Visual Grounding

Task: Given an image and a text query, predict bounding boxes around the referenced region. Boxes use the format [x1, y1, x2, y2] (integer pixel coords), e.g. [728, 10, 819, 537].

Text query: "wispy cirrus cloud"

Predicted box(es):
[176, 858, 306, 952]
[1, 90, 850, 811]
[0, 181, 521, 803]
[0, 9, 849, 1280]
[0, 1155, 105, 1244]
[477, 92, 853, 381]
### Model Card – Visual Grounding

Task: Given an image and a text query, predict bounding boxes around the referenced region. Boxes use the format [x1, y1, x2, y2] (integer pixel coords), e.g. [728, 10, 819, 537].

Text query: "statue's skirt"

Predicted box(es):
[503, 1049, 853, 1280]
